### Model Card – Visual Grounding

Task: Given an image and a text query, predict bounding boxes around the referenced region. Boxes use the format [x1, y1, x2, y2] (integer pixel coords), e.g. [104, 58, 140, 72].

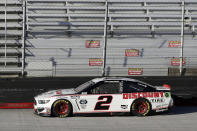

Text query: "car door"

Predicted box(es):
[76, 80, 124, 113]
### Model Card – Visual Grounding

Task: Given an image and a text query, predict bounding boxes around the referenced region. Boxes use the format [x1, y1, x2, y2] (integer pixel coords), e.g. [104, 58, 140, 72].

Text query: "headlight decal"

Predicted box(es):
[38, 100, 50, 104]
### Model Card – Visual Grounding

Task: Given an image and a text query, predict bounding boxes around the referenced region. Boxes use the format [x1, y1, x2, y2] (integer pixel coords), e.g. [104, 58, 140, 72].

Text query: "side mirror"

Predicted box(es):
[81, 92, 87, 95]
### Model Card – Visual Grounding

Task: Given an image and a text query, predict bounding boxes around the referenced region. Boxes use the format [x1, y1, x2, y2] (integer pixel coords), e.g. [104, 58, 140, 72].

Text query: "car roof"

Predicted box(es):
[91, 77, 139, 83]
[91, 77, 154, 88]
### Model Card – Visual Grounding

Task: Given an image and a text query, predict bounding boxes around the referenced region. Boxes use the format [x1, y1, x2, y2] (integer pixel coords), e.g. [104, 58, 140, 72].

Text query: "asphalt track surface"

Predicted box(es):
[0, 107, 197, 131]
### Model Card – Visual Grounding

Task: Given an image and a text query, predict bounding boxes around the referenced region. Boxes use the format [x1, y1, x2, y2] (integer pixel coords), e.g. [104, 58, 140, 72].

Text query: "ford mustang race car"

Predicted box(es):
[34, 77, 173, 117]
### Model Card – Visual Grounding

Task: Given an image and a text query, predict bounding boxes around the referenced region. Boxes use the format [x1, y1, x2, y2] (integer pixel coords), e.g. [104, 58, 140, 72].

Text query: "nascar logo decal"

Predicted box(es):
[79, 99, 88, 104]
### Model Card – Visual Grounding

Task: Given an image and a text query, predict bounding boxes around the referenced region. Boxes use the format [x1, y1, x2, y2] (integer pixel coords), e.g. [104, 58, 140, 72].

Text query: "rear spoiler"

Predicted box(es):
[163, 84, 171, 90]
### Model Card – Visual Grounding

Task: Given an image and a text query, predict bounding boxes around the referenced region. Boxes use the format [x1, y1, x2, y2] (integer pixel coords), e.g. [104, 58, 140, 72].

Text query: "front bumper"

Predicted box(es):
[34, 108, 51, 117]
[34, 100, 52, 117]
[34, 106, 51, 117]
[34, 97, 53, 117]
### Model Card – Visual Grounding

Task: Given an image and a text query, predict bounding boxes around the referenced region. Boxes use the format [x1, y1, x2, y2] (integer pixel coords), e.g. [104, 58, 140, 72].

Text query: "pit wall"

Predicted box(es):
[0, 76, 196, 104]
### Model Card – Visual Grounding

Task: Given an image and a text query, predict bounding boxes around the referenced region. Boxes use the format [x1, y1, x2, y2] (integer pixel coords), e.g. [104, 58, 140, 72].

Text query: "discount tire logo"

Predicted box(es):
[123, 92, 164, 99]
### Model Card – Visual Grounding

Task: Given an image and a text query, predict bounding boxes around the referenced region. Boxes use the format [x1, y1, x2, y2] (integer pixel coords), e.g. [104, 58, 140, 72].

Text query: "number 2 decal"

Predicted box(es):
[94, 96, 113, 110]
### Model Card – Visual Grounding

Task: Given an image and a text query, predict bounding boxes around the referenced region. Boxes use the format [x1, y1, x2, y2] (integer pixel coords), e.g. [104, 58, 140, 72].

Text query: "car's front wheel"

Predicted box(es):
[131, 98, 152, 116]
[52, 99, 72, 118]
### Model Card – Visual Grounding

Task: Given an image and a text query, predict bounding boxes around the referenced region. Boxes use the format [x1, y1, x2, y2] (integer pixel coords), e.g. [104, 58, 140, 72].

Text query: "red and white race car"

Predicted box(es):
[34, 77, 173, 117]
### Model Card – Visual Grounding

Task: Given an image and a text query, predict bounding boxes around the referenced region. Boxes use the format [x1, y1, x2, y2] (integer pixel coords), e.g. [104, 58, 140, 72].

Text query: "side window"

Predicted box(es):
[123, 81, 154, 93]
[88, 81, 121, 94]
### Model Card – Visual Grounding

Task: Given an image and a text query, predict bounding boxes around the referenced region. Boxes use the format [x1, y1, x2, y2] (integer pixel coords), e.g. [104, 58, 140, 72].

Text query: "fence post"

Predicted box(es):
[22, 0, 26, 76]
[102, 0, 108, 77]
[180, 0, 185, 76]
[4, 0, 7, 67]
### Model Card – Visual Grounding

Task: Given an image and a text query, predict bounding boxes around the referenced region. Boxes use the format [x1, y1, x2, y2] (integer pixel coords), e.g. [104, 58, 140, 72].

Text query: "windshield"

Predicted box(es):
[74, 80, 94, 93]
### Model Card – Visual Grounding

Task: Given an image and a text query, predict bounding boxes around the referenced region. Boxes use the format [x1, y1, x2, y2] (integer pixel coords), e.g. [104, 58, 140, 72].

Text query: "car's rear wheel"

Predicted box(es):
[131, 98, 151, 116]
[52, 99, 72, 118]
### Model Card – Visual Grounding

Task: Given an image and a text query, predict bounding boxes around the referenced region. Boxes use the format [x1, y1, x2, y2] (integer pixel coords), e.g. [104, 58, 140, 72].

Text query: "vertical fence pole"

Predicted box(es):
[22, 0, 26, 76]
[4, 0, 7, 67]
[180, 0, 185, 76]
[102, 0, 108, 77]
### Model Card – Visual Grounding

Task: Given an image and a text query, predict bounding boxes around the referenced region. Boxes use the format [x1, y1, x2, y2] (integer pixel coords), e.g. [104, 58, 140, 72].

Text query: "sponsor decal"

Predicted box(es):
[56, 90, 62, 95]
[70, 96, 80, 99]
[123, 92, 164, 99]
[169, 40, 181, 48]
[56, 96, 68, 100]
[46, 108, 51, 114]
[128, 68, 143, 75]
[125, 49, 139, 56]
[165, 92, 170, 98]
[155, 104, 169, 110]
[89, 58, 103, 66]
[171, 58, 186, 66]
[162, 104, 169, 107]
[79, 99, 88, 105]
[47, 92, 54, 95]
[79, 99, 88, 109]
[150, 98, 165, 103]
[121, 105, 128, 109]
[156, 105, 162, 108]
[105, 81, 119, 83]
[85, 40, 100, 48]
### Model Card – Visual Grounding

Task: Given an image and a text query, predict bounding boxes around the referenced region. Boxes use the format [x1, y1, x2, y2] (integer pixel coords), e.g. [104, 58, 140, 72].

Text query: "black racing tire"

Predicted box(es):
[131, 98, 152, 117]
[52, 99, 72, 118]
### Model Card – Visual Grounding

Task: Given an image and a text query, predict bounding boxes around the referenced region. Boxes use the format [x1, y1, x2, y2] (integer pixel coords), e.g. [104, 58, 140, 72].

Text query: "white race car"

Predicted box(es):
[34, 77, 173, 117]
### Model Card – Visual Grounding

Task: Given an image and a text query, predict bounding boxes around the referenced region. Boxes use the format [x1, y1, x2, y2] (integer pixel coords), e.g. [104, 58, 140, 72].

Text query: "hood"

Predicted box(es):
[36, 88, 76, 98]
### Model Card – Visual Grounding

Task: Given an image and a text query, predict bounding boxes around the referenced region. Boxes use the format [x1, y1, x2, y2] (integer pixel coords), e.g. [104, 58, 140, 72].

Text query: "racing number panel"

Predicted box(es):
[85, 80, 121, 111]
[94, 96, 113, 110]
